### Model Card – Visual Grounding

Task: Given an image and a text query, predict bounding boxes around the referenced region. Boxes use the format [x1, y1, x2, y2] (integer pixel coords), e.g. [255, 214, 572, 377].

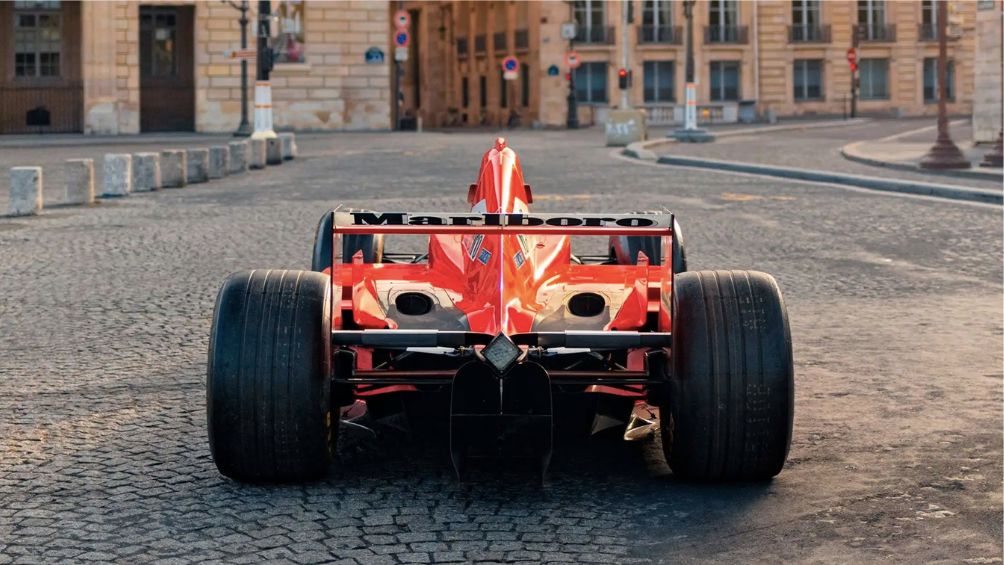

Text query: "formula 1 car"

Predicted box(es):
[207, 138, 793, 483]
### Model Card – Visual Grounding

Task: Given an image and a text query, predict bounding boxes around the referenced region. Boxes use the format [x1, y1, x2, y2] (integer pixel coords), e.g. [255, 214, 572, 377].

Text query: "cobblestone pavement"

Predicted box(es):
[1, 129, 1001, 563]
[654, 118, 1004, 191]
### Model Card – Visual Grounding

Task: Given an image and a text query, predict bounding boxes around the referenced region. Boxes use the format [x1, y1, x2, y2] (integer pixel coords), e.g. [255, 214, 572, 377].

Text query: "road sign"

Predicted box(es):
[547, 64, 560, 77]
[224, 48, 256, 60]
[564, 51, 581, 69]
[395, 46, 408, 62]
[560, 22, 577, 40]
[365, 47, 385, 64]
[502, 55, 519, 81]
[393, 10, 411, 30]
[394, 30, 409, 48]
[846, 48, 857, 66]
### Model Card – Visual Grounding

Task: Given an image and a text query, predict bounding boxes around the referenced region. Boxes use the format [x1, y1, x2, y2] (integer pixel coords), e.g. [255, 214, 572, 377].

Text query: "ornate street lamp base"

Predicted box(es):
[920, 134, 971, 170]
[671, 128, 715, 143]
[233, 121, 253, 137]
[979, 131, 1003, 168]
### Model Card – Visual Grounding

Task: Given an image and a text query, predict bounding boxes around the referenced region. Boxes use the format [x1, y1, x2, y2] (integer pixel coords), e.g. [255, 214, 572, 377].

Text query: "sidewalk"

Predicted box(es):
[841, 121, 1002, 181]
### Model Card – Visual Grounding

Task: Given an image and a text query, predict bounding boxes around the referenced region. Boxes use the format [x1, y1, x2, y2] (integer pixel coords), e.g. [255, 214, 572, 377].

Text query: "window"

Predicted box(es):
[643, 0, 673, 27]
[921, 0, 936, 25]
[923, 58, 955, 102]
[709, 0, 738, 27]
[273, 0, 305, 63]
[792, 0, 819, 26]
[13, 1, 62, 78]
[793, 59, 823, 101]
[643, 61, 675, 103]
[521, 63, 530, 107]
[709, 61, 740, 101]
[574, 62, 608, 104]
[479, 75, 487, 108]
[858, 58, 888, 99]
[139, 8, 178, 78]
[461, 77, 469, 108]
[573, 0, 605, 29]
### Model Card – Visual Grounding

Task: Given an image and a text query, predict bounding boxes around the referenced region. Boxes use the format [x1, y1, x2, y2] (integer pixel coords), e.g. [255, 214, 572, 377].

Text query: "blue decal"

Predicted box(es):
[467, 234, 484, 260]
[478, 248, 492, 265]
[513, 250, 525, 268]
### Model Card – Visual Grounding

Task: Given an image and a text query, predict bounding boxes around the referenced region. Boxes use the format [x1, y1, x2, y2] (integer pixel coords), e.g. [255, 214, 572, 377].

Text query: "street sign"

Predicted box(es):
[564, 51, 581, 69]
[224, 48, 256, 60]
[547, 64, 560, 77]
[393, 10, 411, 30]
[846, 48, 857, 66]
[395, 46, 408, 62]
[365, 47, 385, 64]
[394, 30, 409, 48]
[560, 22, 577, 40]
[502, 55, 519, 80]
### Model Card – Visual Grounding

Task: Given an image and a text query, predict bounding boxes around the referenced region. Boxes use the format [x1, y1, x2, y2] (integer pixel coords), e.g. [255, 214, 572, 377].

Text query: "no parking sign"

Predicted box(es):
[502, 56, 519, 81]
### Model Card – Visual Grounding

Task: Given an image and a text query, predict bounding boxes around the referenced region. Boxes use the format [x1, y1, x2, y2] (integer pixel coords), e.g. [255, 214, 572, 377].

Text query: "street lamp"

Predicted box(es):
[251, 0, 277, 141]
[920, 0, 969, 170]
[223, 0, 252, 137]
[566, 2, 579, 129]
[672, 0, 714, 142]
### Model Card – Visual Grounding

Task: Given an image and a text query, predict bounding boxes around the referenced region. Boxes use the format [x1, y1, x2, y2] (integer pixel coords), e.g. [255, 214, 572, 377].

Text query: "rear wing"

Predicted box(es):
[333, 211, 674, 237]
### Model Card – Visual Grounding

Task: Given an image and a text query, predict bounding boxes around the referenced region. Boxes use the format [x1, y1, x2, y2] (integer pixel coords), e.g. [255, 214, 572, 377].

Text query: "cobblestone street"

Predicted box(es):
[1, 130, 1001, 563]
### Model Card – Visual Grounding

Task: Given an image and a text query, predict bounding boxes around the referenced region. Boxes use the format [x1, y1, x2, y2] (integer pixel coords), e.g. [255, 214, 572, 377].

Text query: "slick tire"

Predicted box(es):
[662, 270, 793, 481]
[207, 269, 335, 482]
[312, 210, 384, 272]
[610, 218, 687, 273]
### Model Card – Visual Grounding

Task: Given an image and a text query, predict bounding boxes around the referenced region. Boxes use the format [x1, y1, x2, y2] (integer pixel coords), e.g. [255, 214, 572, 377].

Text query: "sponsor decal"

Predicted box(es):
[513, 250, 525, 268]
[466, 233, 484, 260]
[347, 212, 663, 228]
[516, 234, 530, 255]
[478, 248, 492, 265]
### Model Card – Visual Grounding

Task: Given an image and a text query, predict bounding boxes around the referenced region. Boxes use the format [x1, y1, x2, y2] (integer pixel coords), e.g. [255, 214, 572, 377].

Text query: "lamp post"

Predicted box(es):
[920, 0, 969, 169]
[672, 0, 713, 142]
[224, 0, 252, 137]
[566, 2, 579, 129]
[251, 0, 277, 140]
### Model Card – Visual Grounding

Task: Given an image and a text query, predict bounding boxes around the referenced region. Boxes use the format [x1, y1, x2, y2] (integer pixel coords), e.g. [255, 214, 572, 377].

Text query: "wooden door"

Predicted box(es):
[139, 5, 194, 132]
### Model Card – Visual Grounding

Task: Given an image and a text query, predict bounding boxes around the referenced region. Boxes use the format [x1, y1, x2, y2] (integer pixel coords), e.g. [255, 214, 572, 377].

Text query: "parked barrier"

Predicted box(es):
[133, 152, 162, 192]
[209, 146, 229, 180]
[102, 154, 132, 197]
[161, 150, 187, 188]
[9, 166, 43, 216]
[65, 159, 95, 205]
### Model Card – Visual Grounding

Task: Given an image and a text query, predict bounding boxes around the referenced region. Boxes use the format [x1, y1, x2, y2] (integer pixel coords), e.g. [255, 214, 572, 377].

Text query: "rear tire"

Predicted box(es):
[207, 269, 335, 482]
[662, 270, 793, 481]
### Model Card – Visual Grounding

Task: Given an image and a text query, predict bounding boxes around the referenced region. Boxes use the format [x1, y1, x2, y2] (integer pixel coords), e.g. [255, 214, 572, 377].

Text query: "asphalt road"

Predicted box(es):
[1, 129, 1001, 564]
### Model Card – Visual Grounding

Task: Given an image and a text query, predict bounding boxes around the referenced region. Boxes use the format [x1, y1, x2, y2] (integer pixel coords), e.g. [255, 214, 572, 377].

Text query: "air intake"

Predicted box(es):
[568, 292, 605, 317]
[395, 292, 433, 316]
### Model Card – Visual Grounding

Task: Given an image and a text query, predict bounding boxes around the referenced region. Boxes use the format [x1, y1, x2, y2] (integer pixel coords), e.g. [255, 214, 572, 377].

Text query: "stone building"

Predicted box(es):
[0, 0, 393, 134]
[399, 0, 985, 128]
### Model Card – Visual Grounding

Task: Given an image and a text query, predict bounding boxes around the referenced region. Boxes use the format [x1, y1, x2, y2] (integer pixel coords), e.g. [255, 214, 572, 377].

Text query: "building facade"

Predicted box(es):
[0, 0, 393, 134]
[402, 0, 985, 128]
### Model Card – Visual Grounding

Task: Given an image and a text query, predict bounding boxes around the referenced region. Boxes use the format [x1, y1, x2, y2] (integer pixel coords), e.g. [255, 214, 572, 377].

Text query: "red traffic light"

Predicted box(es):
[617, 68, 628, 78]
[617, 68, 631, 89]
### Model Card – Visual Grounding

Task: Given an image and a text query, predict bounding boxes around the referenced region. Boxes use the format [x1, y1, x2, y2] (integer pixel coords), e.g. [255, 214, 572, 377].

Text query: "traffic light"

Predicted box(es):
[618, 68, 632, 89]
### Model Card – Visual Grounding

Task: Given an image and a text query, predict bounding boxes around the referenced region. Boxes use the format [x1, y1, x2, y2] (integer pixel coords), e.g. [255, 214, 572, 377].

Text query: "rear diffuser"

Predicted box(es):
[449, 361, 553, 481]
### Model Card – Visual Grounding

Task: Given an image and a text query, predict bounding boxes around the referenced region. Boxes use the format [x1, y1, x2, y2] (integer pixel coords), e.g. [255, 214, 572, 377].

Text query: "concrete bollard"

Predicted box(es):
[186, 148, 209, 183]
[249, 139, 267, 169]
[102, 154, 132, 197]
[208, 146, 229, 179]
[64, 159, 95, 205]
[160, 150, 187, 188]
[266, 137, 283, 166]
[228, 140, 250, 174]
[279, 133, 297, 160]
[9, 167, 43, 216]
[132, 152, 161, 192]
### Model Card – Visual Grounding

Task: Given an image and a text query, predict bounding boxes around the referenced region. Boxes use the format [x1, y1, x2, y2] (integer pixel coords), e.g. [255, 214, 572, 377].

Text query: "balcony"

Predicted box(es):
[854, 23, 896, 42]
[456, 37, 468, 58]
[788, 24, 831, 43]
[704, 25, 748, 44]
[515, 28, 529, 51]
[575, 25, 614, 45]
[638, 25, 682, 44]
[474, 34, 486, 55]
[493, 31, 506, 52]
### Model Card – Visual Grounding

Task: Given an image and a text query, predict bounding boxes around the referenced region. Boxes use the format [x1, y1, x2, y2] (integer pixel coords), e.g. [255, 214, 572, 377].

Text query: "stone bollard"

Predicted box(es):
[228, 140, 250, 174]
[186, 148, 209, 183]
[266, 137, 283, 166]
[161, 150, 187, 188]
[279, 133, 297, 160]
[102, 154, 132, 197]
[208, 146, 229, 180]
[132, 152, 161, 192]
[64, 159, 95, 205]
[9, 167, 43, 216]
[249, 139, 267, 169]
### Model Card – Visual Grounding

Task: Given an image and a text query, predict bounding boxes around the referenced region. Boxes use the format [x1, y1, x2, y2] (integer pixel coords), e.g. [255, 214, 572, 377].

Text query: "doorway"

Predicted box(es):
[139, 5, 194, 131]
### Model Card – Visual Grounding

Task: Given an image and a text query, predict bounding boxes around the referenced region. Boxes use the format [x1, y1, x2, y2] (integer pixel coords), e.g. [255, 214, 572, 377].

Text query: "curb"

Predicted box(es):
[647, 154, 1002, 205]
[633, 118, 873, 154]
[840, 141, 1003, 182]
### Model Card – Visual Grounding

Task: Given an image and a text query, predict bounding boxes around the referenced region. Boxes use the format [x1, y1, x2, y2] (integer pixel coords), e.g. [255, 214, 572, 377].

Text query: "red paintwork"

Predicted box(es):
[328, 139, 674, 398]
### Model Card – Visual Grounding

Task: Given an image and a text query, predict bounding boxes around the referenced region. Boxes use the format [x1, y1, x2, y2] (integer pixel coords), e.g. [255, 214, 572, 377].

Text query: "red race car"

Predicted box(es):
[207, 138, 793, 482]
